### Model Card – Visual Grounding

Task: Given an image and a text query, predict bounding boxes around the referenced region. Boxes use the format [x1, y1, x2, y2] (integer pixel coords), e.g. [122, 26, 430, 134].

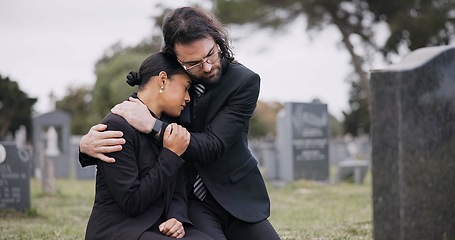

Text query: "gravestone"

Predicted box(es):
[0, 142, 31, 211]
[370, 45, 455, 239]
[336, 160, 369, 184]
[335, 135, 371, 184]
[32, 110, 71, 178]
[71, 136, 95, 179]
[249, 140, 278, 180]
[276, 102, 329, 181]
[329, 138, 350, 164]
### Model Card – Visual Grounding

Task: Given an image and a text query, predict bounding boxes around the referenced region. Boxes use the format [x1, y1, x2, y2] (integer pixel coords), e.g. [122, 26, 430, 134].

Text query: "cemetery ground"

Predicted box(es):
[0, 170, 372, 240]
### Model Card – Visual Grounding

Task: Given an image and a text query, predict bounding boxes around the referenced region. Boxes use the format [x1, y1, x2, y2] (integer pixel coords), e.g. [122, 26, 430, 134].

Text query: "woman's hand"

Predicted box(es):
[163, 123, 190, 156]
[159, 218, 185, 238]
[80, 124, 125, 163]
[111, 97, 155, 134]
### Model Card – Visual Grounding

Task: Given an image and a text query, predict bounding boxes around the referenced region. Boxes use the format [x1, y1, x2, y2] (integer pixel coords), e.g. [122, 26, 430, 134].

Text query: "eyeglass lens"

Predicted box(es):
[186, 51, 221, 72]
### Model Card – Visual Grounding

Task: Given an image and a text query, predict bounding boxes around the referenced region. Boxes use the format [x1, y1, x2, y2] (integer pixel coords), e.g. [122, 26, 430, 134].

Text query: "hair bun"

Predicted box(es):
[126, 71, 142, 86]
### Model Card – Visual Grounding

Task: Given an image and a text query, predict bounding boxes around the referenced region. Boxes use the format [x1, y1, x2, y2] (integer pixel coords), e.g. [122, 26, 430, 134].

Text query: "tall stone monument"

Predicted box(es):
[32, 110, 71, 178]
[370, 45, 455, 239]
[276, 102, 329, 181]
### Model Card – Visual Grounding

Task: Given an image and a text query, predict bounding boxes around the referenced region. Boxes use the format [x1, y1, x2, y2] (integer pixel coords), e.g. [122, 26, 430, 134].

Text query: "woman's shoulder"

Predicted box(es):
[101, 113, 136, 134]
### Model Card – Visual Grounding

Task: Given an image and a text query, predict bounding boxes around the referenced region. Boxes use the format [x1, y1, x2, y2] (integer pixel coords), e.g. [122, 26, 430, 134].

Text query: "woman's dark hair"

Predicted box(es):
[126, 52, 186, 89]
[161, 7, 235, 63]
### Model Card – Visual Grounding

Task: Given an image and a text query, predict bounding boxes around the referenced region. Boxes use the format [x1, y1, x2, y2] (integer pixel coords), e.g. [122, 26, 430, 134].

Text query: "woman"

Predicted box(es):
[85, 52, 212, 240]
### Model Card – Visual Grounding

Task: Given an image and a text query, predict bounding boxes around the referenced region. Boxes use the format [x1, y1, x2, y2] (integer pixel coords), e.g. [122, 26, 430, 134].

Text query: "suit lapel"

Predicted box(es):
[193, 89, 212, 131]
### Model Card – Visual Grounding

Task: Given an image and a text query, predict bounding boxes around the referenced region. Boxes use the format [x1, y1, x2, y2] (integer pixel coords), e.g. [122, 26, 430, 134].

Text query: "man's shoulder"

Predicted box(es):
[227, 61, 257, 74]
[222, 61, 259, 83]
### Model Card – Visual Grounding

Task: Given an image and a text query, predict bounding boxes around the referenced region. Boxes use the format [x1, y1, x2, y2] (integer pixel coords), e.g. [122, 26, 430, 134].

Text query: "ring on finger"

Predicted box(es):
[177, 229, 181, 235]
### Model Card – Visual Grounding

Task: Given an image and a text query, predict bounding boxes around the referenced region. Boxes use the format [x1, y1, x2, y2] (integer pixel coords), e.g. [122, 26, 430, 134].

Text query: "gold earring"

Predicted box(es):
[159, 86, 164, 93]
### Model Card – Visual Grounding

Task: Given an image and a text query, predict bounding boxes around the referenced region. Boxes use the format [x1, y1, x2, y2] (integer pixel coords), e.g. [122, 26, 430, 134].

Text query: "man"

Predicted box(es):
[80, 7, 280, 240]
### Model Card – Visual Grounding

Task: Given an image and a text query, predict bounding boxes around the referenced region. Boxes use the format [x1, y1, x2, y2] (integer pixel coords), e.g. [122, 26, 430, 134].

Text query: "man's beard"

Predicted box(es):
[190, 65, 221, 85]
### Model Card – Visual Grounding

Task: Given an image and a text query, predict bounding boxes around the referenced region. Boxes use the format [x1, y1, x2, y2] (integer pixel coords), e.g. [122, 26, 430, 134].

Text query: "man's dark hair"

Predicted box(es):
[162, 7, 235, 63]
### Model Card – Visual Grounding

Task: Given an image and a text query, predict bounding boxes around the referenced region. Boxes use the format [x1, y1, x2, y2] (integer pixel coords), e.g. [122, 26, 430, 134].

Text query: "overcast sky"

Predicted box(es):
[0, 0, 376, 120]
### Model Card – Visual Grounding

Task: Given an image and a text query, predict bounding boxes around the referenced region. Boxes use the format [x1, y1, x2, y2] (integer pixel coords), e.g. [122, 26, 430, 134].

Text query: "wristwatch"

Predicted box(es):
[150, 119, 163, 137]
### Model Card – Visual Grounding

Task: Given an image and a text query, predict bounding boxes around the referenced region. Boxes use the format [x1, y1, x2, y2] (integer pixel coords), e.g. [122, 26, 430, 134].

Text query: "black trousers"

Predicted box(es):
[188, 192, 281, 240]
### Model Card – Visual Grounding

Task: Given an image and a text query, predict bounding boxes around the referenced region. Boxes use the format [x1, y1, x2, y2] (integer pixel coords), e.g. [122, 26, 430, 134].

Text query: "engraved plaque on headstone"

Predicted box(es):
[0, 142, 31, 211]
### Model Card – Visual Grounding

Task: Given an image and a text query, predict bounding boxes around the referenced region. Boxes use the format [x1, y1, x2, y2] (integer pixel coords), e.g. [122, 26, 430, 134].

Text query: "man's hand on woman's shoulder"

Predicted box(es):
[79, 124, 125, 163]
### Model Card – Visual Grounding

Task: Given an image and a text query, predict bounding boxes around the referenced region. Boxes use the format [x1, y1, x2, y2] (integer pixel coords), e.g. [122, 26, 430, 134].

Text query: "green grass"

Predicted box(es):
[268, 178, 372, 239]
[0, 172, 372, 240]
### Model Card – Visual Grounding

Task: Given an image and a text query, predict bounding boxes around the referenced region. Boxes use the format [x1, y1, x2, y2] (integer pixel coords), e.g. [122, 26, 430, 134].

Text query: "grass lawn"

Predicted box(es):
[0, 172, 372, 240]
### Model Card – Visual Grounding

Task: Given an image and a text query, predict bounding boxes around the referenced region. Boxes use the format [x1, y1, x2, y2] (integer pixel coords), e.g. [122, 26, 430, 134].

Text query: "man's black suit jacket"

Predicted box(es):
[180, 59, 270, 223]
[85, 113, 190, 240]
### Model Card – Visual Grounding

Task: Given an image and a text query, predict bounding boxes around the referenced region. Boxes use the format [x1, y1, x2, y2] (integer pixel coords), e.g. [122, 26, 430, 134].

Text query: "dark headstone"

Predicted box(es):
[0, 142, 31, 211]
[371, 46, 455, 240]
[276, 102, 329, 181]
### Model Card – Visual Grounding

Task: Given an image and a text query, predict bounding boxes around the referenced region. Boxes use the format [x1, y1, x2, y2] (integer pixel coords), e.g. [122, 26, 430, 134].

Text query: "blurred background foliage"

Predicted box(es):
[0, 75, 37, 140]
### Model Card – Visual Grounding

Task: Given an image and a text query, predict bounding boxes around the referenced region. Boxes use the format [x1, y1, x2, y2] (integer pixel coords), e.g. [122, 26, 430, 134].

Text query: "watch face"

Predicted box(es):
[151, 120, 163, 136]
[0, 144, 6, 164]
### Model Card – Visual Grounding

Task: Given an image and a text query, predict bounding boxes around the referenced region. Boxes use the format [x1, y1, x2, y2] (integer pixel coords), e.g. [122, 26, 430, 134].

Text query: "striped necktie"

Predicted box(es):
[192, 83, 205, 120]
[192, 83, 207, 201]
[193, 174, 207, 201]
[194, 83, 205, 97]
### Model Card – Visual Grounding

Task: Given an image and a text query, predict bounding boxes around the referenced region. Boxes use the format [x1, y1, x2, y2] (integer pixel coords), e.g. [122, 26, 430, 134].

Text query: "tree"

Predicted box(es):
[214, 0, 455, 100]
[215, 0, 376, 105]
[329, 113, 344, 137]
[56, 86, 95, 135]
[0, 74, 37, 140]
[343, 76, 370, 136]
[91, 40, 162, 122]
[249, 101, 283, 138]
[126, 1, 453, 139]
[368, 0, 455, 60]
[343, 0, 455, 135]
[210, 0, 454, 138]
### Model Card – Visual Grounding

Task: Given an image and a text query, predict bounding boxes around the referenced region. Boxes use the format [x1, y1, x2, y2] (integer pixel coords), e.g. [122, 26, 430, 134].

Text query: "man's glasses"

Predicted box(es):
[178, 46, 221, 73]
